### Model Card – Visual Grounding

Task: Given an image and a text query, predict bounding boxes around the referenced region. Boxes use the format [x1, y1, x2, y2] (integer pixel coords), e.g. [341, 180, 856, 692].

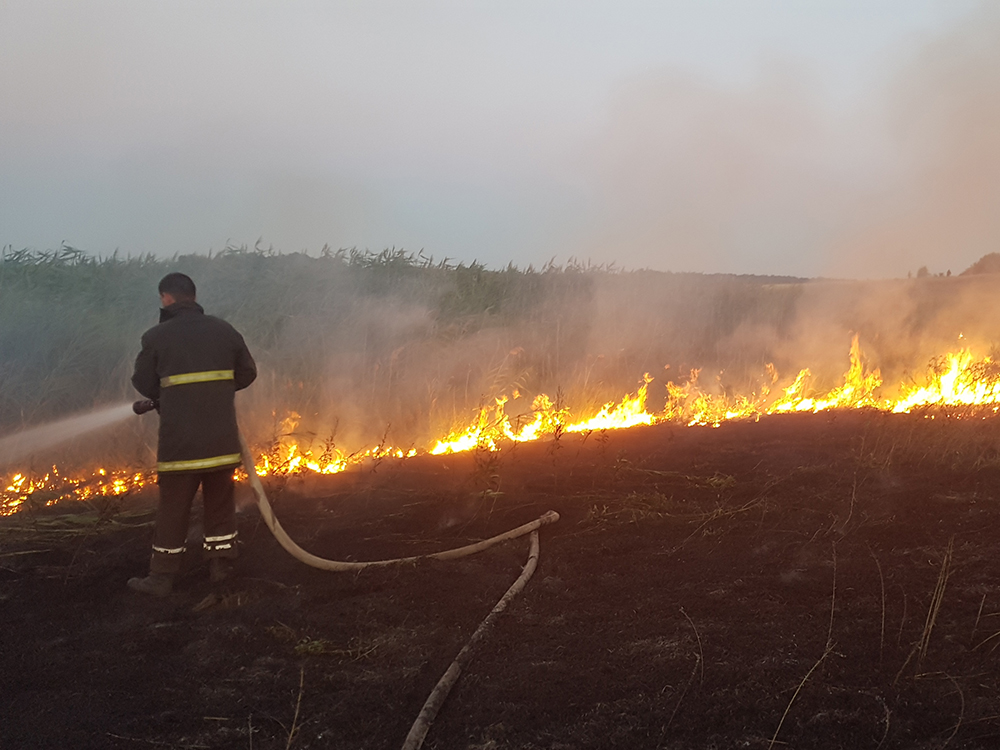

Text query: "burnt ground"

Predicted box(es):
[3, 412, 1000, 749]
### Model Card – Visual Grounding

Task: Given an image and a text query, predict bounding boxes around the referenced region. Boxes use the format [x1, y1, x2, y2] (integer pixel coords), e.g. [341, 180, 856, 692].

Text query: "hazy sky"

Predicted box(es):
[2, 1, 997, 277]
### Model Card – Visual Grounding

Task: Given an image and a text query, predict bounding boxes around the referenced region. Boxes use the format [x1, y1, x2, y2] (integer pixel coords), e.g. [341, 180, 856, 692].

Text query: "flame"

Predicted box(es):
[893, 351, 1000, 413]
[564, 374, 654, 433]
[2, 466, 152, 516]
[5, 335, 1000, 516]
[427, 376, 653, 455]
[768, 334, 883, 414]
[429, 392, 572, 455]
[662, 335, 882, 426]
[663, 368, 771, 427]
[250, 411, 417, 477]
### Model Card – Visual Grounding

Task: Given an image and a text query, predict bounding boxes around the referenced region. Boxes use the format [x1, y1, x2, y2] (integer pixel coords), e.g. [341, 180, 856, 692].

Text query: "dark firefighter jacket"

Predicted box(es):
[132, 301, 257, 473]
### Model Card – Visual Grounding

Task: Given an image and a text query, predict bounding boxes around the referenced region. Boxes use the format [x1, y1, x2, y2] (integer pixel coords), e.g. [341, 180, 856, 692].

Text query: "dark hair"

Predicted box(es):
[158, 272, 197, 301]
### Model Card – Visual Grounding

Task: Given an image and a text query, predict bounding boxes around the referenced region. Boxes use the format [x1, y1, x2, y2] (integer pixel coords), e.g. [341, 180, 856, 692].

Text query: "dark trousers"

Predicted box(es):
[149, 468, 238, 574]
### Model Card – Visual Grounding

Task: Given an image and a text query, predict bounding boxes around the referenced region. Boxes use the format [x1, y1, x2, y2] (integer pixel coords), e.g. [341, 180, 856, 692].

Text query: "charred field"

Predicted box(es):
[4, 409, 1000, 749]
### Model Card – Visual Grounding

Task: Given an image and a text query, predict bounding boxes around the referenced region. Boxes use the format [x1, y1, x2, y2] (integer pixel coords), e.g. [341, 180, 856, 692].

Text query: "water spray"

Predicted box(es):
[0, 401, 136, 468]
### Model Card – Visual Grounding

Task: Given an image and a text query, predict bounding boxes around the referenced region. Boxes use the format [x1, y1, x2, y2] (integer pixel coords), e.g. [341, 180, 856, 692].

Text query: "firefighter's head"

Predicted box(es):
[158, 273, 196, 307]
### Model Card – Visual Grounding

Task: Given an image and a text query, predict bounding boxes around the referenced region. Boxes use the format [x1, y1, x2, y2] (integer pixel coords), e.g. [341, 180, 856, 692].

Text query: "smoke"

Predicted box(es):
[6, 250, 1000, 480]
[230, 261, 601, 450]
[830, 6, 1000, 277]
[578, 64, 846, 276]
[571, 4, 1000, 279]
[234, 261, 1000, 457]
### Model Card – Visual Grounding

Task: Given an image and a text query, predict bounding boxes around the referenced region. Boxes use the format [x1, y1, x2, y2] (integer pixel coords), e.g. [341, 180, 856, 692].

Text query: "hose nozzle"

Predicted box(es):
[132, 399, 159, 415]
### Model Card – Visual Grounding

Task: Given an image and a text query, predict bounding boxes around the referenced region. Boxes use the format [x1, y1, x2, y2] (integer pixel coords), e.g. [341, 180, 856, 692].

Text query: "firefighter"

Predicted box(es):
[128, 272, 257, 596]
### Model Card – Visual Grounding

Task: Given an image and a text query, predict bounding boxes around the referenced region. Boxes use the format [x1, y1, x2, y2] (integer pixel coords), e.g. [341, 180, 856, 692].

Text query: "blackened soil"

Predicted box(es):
[4, 411, 1000, 749]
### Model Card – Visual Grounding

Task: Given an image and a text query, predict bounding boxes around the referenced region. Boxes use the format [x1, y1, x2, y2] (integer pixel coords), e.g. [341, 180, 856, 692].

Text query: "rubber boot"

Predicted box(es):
[209, 558, 233, 583]
[127, 572, 174, 597]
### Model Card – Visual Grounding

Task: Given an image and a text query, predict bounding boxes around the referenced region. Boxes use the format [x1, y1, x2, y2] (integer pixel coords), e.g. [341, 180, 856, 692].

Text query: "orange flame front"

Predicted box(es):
[4, 335, 1000, 516]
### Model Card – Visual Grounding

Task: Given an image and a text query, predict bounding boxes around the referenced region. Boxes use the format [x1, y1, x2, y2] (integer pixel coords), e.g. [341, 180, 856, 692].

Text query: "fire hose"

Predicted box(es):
[234, 432, 555, 749]
[402, 529, 540, 750]
[238, 433, 559, 570]
[135, 400, 556, 747]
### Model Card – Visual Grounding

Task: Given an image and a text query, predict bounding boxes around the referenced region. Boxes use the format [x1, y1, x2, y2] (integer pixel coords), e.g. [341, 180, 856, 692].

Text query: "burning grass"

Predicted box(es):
[6, 246, 1000, 518]
[6, 332, 1000, 517]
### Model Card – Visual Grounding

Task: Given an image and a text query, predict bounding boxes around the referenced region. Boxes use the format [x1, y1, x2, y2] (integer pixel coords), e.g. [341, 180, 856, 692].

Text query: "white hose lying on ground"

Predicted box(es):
[238, 433, 552, 750]
[239, 433, 559, 569]
[402, 530, 541, 750]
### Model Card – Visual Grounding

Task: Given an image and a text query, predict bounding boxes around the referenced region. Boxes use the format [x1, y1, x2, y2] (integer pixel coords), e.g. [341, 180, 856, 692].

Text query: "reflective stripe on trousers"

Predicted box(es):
[152, 544, 185, 555]
[204, 531, 238, 551]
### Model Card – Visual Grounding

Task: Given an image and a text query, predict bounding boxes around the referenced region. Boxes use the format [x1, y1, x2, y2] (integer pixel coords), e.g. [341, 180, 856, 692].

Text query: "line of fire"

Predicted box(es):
[5, 333, 1000, 517]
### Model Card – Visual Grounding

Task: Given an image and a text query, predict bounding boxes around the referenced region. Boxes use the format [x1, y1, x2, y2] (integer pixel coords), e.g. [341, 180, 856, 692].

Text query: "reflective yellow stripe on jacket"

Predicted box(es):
[157, 453, 242, 473]
[160, 369, 235, 388]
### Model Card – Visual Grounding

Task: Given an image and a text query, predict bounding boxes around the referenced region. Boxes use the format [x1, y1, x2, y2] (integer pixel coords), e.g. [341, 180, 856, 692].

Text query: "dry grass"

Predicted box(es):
[768, 542, 839, 750]
[266, 623, 385, 660]
[665, 607, 705, 729]
[857, 411, 1000, 472]
[894, 537, 955, 684]
[285, 667, 304, 750]
[918, 537, 955, 663]
[867, 544, 887, 668]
